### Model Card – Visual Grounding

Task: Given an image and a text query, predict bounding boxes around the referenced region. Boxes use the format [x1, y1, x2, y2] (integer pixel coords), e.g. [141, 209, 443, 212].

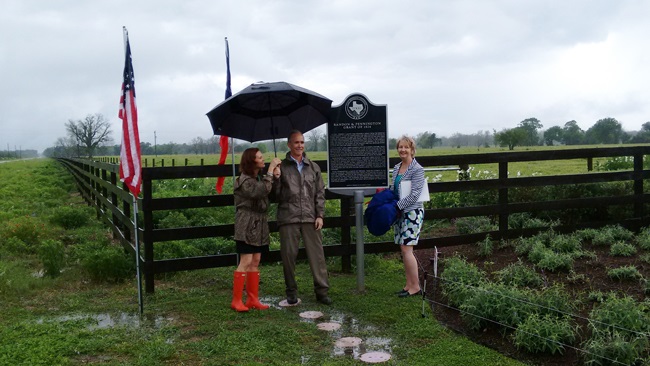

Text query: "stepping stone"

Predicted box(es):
[360, 351, 391, 363]
[299, 311, 323, 319]
[335, 336, 362, 348]
[278, 298, 301, 307]
[317, 322, 341, 331]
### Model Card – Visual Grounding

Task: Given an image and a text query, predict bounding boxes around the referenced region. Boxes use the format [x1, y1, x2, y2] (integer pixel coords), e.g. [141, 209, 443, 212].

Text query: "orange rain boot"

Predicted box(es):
[231, 271, 249, 312]
[245, 271, 269, 310]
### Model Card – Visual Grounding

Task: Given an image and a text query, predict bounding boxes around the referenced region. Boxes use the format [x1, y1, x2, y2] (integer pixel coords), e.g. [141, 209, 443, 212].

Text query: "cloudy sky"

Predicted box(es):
[2, 0, 650, 153]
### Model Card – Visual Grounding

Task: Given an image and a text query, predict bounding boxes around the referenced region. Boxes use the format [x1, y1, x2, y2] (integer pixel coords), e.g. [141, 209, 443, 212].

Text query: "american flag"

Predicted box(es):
[215, 37, 231, 194]
[119, 30, 142, 197]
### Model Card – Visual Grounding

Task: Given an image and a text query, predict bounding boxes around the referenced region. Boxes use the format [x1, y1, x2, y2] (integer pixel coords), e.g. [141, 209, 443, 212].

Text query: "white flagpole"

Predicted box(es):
[133, 194, 143, 315]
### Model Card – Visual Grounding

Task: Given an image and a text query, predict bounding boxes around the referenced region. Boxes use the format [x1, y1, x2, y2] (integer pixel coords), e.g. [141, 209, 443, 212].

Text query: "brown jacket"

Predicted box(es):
[233, 172, 274, 246]
[272, 152, 325, 226]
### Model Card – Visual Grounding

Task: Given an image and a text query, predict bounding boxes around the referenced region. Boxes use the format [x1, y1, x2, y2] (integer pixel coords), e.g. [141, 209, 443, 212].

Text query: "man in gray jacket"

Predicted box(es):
[273, 130, 331, 305]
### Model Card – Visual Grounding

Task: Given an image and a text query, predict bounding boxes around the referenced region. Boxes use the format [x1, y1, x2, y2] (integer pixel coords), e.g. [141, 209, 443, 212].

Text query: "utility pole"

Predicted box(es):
[154, 131, 157, 157]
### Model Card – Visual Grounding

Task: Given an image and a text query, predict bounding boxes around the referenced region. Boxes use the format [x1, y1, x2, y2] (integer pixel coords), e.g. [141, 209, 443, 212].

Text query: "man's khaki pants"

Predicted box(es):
[279, 223, 330, 299]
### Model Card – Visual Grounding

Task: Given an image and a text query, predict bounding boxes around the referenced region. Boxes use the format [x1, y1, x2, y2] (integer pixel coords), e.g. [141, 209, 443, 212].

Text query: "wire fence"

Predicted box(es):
[414, 250, 649, 366]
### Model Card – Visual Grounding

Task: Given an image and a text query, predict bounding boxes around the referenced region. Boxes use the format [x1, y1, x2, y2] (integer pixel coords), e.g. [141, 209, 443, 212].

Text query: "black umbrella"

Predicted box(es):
[206, 81, 332, 153]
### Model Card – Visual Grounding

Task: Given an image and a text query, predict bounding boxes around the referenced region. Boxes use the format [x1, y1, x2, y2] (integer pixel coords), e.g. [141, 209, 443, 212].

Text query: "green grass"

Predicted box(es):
[0, 158, 524, 365]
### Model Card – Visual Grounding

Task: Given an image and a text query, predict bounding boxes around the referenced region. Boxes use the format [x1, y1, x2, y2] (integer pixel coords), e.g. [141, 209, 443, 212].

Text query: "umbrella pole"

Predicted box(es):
[273, 138, 277, 157]
[230, 137, 235, 189]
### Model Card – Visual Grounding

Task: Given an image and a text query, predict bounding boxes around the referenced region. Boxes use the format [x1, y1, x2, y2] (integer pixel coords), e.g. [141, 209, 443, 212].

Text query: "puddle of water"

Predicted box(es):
[36, 312, 172, 331]
[332, 336, 393, 358]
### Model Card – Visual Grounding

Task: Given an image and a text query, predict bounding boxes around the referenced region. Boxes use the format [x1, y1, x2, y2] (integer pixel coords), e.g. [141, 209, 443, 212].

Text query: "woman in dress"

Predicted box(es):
[391, 135, 426, 297]
[230, 148, 281, 312]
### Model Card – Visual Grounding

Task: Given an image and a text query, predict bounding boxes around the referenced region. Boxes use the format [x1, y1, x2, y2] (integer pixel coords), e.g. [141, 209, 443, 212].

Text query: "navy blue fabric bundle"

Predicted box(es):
[364, 189, 399, 236]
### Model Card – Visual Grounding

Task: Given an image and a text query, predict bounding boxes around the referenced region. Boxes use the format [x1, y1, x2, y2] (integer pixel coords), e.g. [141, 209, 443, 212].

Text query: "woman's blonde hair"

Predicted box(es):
[395, 135, 416, 157]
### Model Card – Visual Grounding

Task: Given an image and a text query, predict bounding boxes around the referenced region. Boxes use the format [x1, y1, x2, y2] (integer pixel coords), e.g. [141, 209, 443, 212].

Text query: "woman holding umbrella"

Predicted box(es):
[391, 135, 425, 298]
[230, 148, 281, 312]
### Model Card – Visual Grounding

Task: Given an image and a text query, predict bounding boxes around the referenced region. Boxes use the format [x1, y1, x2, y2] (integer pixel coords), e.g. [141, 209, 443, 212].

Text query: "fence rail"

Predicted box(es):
[57, 146, 650, 293]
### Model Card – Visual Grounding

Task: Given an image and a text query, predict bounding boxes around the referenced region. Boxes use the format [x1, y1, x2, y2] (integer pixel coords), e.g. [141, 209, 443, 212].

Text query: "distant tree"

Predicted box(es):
[518, 117, 543, 146]
[561, 120, 585, 145]
[65, 113, 113, 158]
[306, 128, 325, 151]
[415, 131, 440, 148]
[629, 122, 650, 143]
[190, 137, 206, 154]
[543, 126, 564, 146]
[388, 138, 397, 149]
[43, 136, 76, 158]
[585, 117, 624, 144]
[256, 143, 268, 154]
[494, 127, 527, 150]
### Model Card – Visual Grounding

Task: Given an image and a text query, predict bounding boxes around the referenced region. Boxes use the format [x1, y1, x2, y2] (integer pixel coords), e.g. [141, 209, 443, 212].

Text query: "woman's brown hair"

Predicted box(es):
[239, 148, 260, 176]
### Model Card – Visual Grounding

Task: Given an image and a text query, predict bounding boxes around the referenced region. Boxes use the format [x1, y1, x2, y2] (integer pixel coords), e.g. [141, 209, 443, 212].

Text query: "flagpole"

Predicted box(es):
[133, 194, 143, 315]
[123, 26, 143, 315]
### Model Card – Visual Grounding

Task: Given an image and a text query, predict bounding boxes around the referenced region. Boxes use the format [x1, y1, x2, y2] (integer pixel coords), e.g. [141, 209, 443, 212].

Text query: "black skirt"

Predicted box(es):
[235, 240, 270, 254]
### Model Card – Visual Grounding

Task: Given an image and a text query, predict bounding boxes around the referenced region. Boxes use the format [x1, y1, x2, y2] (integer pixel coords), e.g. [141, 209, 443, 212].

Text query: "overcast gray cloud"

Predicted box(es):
[2, 0, 650, 153]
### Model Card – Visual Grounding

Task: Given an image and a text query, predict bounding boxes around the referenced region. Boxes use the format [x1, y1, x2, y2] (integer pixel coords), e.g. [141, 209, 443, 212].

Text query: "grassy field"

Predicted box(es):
[0, 158, 524, 365]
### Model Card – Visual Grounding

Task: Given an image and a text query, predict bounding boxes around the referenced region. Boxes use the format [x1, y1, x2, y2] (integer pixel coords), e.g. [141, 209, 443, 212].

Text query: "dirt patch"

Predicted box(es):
[414, 234, 649, 366]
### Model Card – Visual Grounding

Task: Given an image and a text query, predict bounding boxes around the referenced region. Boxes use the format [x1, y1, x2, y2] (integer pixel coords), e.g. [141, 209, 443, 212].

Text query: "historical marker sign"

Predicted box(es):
[327, 93, 388, 193]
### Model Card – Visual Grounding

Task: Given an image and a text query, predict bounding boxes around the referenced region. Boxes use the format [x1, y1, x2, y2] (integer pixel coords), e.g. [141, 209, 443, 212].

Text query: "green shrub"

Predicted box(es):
[537, 251, 573, 272]
[531, 284, 576, 316]
[607, 265, 643, 281]
[604, 225, 635, 241]
[1, 216, 42, 251]
[574, 228, 599, 242]
[80, 246, 134, 282]
[635, 226, 650, 250]
[494, 260, 543, 288]
[582, 330, 648, 366]
[589, 294, 650, 336]
[460, 282, 533, 330]
[513, 237, 539, 256]
[591, 230, 616, 247]
[509, 213, 557, 229]
[609, 241, 637, 257]
[528, 244, 573, 272]
[640, 253, 650, 264]
[0, 260, 42, 297]
[513, 314, 576, 355]
[38, 239, 65, 277]
[583, 293, 650, 365]
[595, 156, 635, 171]
[440, 257, 487, 307]
[550, 234, 582, 254]
[587, 290, 606, 303]
[155, 241, 203, 260]
[48, 206, 90, 229]
[476, 235, 493, 257]
[1, 236, 28, 255]
[454, 216, 496, 235]
[156, 211, 191, 229]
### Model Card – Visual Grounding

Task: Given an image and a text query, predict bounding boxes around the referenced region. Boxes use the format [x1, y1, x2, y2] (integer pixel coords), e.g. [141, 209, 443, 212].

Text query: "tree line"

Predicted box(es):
[42, 114, 650, 158]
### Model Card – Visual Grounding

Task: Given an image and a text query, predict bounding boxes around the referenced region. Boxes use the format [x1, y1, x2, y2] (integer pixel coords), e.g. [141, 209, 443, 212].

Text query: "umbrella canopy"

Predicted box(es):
[206, 81, 332, 144]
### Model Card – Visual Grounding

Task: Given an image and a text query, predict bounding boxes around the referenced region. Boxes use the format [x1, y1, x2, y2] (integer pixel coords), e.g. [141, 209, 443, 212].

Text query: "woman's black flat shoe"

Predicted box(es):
[398, 289, 422, 298]
[395, 289, 408, 295]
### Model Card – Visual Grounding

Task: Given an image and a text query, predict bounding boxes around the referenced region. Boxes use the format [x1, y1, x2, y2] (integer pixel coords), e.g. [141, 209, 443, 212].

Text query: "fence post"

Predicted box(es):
[340, 196, 352, 273]
[142, 171, 155, 293]
[498, 161, 509, 239]
[634, 153, 644, 230]
[110, 171, 119, 240]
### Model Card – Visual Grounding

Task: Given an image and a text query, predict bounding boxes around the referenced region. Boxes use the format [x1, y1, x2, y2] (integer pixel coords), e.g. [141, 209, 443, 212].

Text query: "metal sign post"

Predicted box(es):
[327, 93, 388, 291]
[354, 190, 365, 291]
